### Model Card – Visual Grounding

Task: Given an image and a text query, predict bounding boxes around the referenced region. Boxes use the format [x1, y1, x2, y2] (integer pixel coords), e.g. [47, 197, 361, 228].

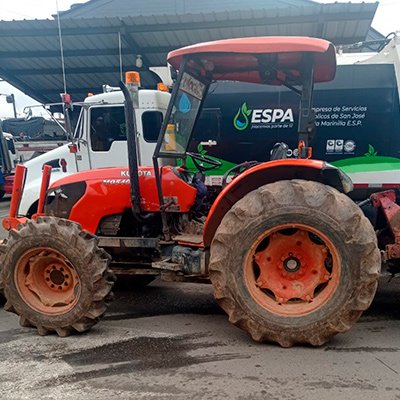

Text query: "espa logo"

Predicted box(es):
[233, 102, 252, 131]
[234, 101, 294, 131]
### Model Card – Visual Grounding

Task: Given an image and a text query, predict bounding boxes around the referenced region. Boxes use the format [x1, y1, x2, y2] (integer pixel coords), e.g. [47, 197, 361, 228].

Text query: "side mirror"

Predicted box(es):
[5, 94, 14, 104]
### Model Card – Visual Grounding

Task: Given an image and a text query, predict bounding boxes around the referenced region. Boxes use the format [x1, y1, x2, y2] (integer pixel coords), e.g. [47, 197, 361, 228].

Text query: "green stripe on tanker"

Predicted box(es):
[332, 156, 400, 173]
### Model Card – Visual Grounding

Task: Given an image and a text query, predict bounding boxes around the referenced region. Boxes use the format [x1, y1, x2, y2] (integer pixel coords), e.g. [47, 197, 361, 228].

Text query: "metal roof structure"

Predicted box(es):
[0, 0, 378, 104]
[59, 0, 322, 18]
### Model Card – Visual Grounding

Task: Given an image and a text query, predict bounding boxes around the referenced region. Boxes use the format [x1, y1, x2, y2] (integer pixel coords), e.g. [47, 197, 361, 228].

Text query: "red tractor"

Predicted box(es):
[0, 37, 384, 347]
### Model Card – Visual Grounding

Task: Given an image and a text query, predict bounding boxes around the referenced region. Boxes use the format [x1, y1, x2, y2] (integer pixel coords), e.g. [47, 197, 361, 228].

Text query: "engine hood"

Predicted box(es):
[49, 166, 136, 188]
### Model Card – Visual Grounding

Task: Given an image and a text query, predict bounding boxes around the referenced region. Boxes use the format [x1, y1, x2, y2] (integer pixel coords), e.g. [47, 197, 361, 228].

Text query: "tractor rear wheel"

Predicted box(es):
[209, 180, 380, 347]
[0, 266, 4, 305]
[0, 217, 114, 337]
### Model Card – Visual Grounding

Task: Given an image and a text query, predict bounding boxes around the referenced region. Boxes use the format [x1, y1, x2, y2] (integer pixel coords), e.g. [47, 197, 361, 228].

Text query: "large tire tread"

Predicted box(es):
[209, 180, 380, 347]
[0, 216, 115, 337]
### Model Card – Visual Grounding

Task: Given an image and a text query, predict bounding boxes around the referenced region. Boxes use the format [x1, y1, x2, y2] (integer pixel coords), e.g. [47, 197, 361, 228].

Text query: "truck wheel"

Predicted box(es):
[209, 180, 380, 347]
[0, 217, 114, 337]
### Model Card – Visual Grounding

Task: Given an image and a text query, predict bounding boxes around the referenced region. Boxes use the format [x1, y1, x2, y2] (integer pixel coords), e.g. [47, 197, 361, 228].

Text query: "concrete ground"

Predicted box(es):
[1, 197, 400, 400]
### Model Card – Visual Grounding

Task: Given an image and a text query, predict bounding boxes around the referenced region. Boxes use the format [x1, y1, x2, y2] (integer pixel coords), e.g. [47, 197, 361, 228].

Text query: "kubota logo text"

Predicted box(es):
[234, 102, 294, 131]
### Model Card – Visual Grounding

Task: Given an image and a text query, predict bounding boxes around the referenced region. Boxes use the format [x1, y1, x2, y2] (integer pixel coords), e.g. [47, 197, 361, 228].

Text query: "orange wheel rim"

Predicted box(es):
[15, 247, 81, 315]
[244, 224, 340, 317]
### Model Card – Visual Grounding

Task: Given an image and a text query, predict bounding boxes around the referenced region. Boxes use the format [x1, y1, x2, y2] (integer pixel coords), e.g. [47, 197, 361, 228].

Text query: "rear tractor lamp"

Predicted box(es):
[157, 83, 169, 92]
[61, 93, 72, 106]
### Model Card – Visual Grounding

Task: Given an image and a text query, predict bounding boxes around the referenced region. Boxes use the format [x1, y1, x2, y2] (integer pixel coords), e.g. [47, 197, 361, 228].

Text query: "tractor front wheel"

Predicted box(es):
[0, 217, 114, 336]
[209, 180, 380, 347]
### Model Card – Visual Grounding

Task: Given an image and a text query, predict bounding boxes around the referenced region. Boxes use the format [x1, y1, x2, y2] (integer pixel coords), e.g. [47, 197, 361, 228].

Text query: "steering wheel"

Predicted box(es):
[187, 152, 222, 172]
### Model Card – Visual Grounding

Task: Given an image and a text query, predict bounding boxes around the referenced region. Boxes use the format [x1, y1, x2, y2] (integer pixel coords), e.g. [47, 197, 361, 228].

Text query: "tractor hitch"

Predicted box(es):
[2, 164, 52, 231]
[370, 190, 400, 261]
[2, 164, 28, 230]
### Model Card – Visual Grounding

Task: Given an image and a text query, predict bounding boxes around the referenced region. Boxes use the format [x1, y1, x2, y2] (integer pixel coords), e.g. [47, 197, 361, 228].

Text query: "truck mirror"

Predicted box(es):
[5, 94, 14, 104]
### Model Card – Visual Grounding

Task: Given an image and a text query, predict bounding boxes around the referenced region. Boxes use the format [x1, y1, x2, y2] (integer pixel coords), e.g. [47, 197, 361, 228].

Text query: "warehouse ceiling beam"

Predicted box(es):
[2, 65, 142, 76]
[0, 11, 375, 38]
[38, 87, 97, 95]
[119, 20, 151, 68]
[0, 67, 54, 104]
[0, 46, 170, 59]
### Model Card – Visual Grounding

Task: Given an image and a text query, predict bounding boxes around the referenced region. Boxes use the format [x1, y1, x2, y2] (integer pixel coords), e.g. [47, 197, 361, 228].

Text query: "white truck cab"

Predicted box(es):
[2, 132, 19, 168]
[18, 86, 170, 216]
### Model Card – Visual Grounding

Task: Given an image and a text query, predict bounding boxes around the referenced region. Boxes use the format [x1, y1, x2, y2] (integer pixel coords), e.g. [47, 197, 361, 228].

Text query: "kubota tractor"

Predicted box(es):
[0, 37, 384, 347]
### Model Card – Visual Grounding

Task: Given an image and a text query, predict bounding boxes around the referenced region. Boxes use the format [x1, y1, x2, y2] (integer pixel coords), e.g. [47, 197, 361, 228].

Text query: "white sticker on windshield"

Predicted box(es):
[180, 72, 206, 100]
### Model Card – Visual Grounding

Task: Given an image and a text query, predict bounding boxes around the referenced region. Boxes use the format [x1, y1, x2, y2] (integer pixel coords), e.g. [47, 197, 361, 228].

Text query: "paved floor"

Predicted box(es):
[1, 197, 400, 399]
[2, 279, 400, 400]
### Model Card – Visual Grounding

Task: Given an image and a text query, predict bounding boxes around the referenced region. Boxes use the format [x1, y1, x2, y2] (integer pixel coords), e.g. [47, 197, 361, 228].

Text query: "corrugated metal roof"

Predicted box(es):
[0, 1, 378, 104]
[60, 0, 316, 18]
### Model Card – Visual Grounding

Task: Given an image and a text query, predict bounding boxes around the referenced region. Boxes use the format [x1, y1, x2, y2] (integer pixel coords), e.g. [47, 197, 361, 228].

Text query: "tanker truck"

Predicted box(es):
[14, 34, 400, 217]
[189, 33, 400, 200]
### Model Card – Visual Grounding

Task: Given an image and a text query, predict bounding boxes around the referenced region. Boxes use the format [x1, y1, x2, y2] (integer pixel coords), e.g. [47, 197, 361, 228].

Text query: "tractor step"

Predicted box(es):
[173, 234, 203, 247]
[152, 258, 183, 271]
[111, 267, 159, 276]
[98, 236, 159, 249]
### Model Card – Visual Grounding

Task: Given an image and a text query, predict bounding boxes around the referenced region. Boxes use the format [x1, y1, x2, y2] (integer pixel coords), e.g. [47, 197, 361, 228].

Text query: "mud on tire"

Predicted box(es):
[0, 217, 115, 337]
[0, 260, 4, 305]
[209, 180, 381, 347]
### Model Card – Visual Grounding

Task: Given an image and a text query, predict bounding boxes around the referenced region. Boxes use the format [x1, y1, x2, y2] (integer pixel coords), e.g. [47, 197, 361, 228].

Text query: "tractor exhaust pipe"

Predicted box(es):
[119, 80, 141, 214]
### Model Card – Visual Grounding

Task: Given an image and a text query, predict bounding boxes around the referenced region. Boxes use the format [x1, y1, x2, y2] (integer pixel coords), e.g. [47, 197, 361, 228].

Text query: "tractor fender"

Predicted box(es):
[203, 159, 352, 247]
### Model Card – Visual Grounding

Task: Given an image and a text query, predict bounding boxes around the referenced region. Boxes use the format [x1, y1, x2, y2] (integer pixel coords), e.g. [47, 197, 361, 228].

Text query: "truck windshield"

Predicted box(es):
[160, 72, 207, 155]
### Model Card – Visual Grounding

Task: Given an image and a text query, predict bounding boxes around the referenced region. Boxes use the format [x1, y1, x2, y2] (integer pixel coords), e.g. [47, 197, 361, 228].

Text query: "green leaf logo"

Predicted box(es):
[197, 143, 207, 155]
[364, 144, 378, 157]
[233, 102, 252, 131]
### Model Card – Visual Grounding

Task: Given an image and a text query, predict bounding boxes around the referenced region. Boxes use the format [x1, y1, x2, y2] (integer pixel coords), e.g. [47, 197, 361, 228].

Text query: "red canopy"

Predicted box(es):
[167, 36, 336, 84]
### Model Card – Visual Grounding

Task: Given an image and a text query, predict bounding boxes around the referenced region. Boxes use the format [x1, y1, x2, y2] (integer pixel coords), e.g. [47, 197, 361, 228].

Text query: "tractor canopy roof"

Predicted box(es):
[167, 36, 336, 85]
